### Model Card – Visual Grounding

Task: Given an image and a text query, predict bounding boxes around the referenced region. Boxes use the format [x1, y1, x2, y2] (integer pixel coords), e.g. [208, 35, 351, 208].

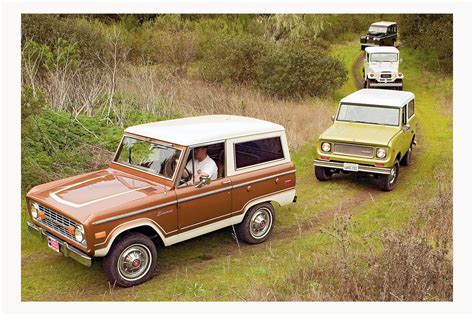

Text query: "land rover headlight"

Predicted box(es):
[321, 142, 331, 152]
[31, 202, 39, 219]
[376, 148, 387, 159]
[74, 225, 85, 243]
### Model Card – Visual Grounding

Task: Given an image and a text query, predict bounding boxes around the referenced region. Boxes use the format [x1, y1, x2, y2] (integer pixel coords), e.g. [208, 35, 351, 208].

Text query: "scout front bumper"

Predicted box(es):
[27, 221, 92, 267]
[314, 159, 392, 175]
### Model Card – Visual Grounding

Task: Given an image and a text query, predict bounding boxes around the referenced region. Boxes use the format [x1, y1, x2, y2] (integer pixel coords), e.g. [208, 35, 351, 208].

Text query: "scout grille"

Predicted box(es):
[333, 143, 374, 158]
[37, 204, 85, 245]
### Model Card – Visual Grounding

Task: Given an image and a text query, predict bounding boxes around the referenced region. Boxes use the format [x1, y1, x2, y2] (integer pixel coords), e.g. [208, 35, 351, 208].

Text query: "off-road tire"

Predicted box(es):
[235, 202, 275, 244]
[103, 232, 158, 288]
[377, 160, 400, 191]
[315, 166, 332, 181]
[400, 143, 413, 166]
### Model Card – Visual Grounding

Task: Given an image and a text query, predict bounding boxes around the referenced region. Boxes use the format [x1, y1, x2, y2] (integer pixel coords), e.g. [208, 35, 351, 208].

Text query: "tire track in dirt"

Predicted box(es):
[353, 51, 365, 89]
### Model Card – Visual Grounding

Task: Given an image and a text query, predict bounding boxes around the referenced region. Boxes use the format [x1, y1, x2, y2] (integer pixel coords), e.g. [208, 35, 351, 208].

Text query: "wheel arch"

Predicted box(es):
[241, 188, 296, 218]
[94, 219, 168, 257]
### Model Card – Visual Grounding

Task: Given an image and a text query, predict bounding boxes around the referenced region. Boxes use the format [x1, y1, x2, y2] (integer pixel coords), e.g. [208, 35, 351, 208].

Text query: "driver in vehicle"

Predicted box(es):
[182, 146, 218, 185]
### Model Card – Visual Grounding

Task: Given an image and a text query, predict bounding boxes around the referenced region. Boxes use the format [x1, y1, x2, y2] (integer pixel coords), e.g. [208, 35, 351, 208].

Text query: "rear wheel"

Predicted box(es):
[401, 143, 413, 166]
[315, 166, 332, 181]
[103, 232, 158, 288]
[377, 160, 399, 191]
[235, 202, 275, 244]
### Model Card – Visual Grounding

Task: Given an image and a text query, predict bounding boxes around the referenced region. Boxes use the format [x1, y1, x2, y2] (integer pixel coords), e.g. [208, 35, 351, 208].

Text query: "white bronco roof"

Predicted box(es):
[341, 89, 414, 108]
[371, 21, 397, 27]
[365, 46, 399, 54]
[125, 115, 285, 146]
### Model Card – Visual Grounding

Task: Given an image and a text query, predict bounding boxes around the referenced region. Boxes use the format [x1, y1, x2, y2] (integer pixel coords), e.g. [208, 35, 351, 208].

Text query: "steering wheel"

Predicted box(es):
[179, 165, 193, 185]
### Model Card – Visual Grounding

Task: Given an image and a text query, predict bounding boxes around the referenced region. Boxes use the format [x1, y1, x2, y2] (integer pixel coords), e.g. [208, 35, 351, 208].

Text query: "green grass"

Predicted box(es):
[21, 41, 452, 301]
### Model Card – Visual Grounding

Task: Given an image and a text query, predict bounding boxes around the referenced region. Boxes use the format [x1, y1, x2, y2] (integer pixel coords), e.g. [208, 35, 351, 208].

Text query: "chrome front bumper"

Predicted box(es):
[370, 82, 403, 87]
[314, 160, 392, 175]
[27, 221, 92, 267]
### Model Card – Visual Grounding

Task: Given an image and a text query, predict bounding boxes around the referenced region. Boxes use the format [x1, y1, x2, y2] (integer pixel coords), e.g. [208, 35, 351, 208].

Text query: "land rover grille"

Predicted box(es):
[36, 203, 86, 246]
[333, 143, 374, 158]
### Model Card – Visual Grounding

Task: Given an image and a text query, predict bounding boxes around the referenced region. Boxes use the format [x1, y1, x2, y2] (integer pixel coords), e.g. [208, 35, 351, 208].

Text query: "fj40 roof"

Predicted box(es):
[340, 89, 414, 108]
[365, 46, 399, 54]
[125, 115, 285, 146]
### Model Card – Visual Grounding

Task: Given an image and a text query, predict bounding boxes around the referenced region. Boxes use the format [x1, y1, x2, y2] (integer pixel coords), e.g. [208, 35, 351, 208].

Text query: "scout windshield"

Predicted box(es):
[115, 136, 182, 179]
[370, 53, 398, 62]
[368, 25, 388, 34]
[337, 103, 400, 126]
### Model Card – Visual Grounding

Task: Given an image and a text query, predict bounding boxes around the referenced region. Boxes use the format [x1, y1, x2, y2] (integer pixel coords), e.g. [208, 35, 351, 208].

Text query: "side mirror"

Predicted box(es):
[331, 115, 335, 122]
[195, 175, 211, 188]
[403, 124, 411, 131]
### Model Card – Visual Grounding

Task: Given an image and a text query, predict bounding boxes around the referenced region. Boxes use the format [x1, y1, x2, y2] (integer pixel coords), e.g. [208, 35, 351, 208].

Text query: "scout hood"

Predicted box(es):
[26, 168, 168, 223]
[320, 121, 400, 146]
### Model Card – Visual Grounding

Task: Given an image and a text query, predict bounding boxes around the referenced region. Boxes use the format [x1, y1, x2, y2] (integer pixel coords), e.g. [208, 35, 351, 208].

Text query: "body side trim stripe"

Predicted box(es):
[232, 170, 296, 189]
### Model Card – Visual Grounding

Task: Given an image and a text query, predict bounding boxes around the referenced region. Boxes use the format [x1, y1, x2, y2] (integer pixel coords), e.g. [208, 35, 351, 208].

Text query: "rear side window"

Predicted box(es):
[408, 99, 415, 118]
[235, 137, 284, 169]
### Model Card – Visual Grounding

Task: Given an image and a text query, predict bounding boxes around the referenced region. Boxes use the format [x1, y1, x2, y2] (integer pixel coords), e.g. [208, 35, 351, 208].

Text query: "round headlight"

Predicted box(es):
[74, 226, 85, 243]
[398, 72, 403, 77]
[321, 142, 331, 152]
[369, 73, 375, 77]
[376, 148, 387, 158]
[31, 202, 39, 219]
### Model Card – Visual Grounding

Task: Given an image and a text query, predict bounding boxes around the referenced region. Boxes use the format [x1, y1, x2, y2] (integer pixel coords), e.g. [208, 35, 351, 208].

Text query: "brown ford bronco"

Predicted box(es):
[26, 115, 296, 287]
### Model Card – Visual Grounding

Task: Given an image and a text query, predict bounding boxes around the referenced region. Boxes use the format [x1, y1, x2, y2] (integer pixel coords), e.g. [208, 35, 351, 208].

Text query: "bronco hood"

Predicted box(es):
[26, 168, 168, 223]
[320, 121, 400, 146]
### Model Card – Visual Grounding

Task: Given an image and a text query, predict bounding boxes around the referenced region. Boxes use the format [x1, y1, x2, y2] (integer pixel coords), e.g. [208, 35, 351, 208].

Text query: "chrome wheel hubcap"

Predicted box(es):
[117, 244, 152, 281]
[250, 208, 272, 239]
[389, 166, 398, 185]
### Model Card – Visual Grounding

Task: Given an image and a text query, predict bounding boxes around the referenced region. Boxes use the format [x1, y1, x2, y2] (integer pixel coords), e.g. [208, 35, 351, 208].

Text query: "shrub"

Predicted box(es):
[197, 33, 268, 84]
[256, 45, 347, 98]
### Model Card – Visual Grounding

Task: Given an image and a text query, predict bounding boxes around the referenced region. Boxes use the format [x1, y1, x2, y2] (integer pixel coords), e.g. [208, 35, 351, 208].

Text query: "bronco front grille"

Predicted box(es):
[333, 143, 374, 158]
[37, 204, 85, 246]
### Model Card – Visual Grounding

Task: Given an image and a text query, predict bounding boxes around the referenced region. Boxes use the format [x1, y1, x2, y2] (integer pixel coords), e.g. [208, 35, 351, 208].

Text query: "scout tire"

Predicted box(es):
[315, 166, 332, 181]
[236, 202, 275, 244]
[401, 143, 413, 166]
[377, 160, 400, 191]
[103, 232, 157, 288]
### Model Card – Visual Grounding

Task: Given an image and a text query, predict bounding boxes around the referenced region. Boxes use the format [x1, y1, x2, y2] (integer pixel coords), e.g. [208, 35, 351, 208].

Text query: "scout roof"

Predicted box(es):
[365, 46, 399, 54]
[340, 89, 414, 108]
[125, 115, 285, 146]
[370, 21, 397, 27]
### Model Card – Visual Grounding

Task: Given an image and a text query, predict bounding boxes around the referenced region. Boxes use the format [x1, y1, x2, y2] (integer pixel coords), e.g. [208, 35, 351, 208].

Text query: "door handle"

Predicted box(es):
[221, 179, 231, 185]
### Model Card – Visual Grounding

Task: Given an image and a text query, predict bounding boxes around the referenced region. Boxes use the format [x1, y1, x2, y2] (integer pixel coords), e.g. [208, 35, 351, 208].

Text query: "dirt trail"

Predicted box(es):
[353, 52, 365, 89]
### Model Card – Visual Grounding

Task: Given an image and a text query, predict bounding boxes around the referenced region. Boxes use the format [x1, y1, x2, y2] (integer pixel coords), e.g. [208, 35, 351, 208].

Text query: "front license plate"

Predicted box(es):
[47, 236, 60, 253]
[343, 162, 359, 172]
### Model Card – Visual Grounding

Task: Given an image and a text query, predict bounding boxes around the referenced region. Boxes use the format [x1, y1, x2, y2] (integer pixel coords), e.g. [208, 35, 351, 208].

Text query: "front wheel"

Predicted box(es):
[377, 160, 399, 191]
[103, 232, 158, 287]
[235, 202, 275, 244]
[315, 166, 332, 181]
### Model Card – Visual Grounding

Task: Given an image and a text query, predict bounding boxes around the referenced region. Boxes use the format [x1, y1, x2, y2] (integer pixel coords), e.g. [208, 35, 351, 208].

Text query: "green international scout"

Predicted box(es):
[314, 89, 417, 191]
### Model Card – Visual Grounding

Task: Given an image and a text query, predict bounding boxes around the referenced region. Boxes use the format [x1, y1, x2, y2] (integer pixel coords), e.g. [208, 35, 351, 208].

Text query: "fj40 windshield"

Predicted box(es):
[337, 103, 400, 126]
[115, 136, 182, 179]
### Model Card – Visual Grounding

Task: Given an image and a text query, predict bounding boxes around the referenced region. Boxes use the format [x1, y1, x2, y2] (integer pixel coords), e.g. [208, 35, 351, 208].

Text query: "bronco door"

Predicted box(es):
[174, 143, 232, 233]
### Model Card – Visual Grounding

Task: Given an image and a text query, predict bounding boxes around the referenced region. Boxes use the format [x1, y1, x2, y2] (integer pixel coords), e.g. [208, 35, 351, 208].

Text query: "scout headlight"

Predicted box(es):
[321, 142, 331, 152]
[376, 148, 387, 159]
[74, 225, 85, 243]
[31, 202, 39, 219]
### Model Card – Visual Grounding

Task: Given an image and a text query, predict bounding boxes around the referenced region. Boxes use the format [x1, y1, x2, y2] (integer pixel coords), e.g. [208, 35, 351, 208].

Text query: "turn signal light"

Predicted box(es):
[320, 156, 330, 161]
[375, 162, 385, 167]
[67, 226, 75, 235]
[38, 211, 45, 220]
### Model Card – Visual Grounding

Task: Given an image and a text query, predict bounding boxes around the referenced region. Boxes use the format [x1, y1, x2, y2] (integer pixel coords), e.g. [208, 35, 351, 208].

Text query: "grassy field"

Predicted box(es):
[21, 40, 452, 301]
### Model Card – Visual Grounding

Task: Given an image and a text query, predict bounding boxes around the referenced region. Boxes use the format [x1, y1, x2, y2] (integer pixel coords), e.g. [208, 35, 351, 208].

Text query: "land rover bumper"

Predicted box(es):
[314, 159, 392, 175]
[27, 221, 92, 267]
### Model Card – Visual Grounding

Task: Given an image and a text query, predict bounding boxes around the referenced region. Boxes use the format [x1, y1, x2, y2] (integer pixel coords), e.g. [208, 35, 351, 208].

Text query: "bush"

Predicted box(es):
[256, 45, 347, 98]
[399, 14, 453, 73]
[198, 33, 268, 84]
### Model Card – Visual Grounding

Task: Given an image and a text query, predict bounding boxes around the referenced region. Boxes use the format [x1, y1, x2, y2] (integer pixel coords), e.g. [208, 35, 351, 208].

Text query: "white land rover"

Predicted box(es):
[363, 46, 403, 90]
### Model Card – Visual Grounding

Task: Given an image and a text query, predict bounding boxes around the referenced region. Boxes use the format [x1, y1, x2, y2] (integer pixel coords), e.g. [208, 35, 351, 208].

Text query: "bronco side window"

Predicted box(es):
[234, 137, 284, 169]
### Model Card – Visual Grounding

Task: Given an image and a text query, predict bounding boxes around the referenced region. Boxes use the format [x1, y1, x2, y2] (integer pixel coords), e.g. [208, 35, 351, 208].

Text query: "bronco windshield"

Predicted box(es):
[370, 53, 398, 62]
[115, 136, 182, 179]
[337, 103, 400, 126]
[368, 25, 387, 34]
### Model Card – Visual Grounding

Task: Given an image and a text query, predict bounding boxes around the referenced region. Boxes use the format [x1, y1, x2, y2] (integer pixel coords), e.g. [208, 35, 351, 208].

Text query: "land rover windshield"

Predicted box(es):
[115, 136, 182, 179]
[337, 103, 400, 126]
[368, 25, 387, 34]
[370, 53, 398, 62]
